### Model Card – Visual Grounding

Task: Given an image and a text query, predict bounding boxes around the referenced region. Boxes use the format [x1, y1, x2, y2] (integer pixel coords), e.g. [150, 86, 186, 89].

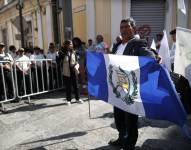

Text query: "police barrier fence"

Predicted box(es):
[0, 59, 64, 111]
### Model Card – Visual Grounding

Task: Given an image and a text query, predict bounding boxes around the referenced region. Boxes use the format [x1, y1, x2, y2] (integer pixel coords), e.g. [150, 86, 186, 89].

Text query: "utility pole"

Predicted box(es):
[16, 0, 24, 48]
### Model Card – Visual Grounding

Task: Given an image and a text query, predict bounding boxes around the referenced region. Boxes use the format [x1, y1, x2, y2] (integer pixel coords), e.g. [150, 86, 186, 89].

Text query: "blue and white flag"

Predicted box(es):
[178, 0, 186, 15]
[87, 51, 188, 130]
[158, 30, 171, 71]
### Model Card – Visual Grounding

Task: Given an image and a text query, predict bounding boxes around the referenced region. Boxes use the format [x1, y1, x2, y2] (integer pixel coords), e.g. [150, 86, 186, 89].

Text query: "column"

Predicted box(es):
[111, 0, 122, 43]
[86, 0, 95, 41]
[37, 10, 43, 48]
[46, 3, 53, 45]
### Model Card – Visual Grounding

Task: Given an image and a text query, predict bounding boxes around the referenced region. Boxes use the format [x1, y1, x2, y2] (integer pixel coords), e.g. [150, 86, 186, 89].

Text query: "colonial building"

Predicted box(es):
[72, 0, 191, 46]
[0, 0, 58, 51]
[1, 0, 191, 51]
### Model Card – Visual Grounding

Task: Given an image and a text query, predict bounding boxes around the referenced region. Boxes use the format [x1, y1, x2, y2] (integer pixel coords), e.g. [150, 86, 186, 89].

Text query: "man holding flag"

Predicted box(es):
[87, 19, 190, 150]
[108, 18, 155, 150]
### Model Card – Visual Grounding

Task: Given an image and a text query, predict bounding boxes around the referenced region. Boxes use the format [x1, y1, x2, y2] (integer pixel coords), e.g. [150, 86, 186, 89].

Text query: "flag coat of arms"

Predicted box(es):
[87, 51, 188, 131]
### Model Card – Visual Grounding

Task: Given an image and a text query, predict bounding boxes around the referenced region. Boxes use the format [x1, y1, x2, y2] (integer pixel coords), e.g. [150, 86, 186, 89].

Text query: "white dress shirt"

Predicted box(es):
[15, 55, 31, 71]
[170, 42, 176, 64]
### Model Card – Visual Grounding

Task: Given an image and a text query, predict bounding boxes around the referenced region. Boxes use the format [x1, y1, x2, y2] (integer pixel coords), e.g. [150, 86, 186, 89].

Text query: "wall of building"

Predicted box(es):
[72, 0, 87, 42]
[111, 0, 123, 44]
[42, 8, 47, 50]
[59, 11, 64, 45]
[0, 0, 53, 51]
[95, 0, 111, 46]
[86, 0, 95, 43]
[84, 0, 186, 46]
[0, 0, 35, 48]
[32, 10, 38, 47]
[171, 0, 177, 29]
[1, 0, 190, 52]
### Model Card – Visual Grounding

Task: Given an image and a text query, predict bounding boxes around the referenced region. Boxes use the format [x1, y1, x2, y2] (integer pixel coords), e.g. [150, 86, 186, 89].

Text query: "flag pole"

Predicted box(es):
[88, 94, 91, 119]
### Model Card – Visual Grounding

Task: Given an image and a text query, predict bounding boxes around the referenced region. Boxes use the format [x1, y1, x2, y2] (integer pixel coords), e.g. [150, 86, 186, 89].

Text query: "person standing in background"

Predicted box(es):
[0, 43, 14, 100]
[94, 34, 109, 54]
[47, 43, 58, 89]
[58, 40, 83, 106]
[9, 45, 17, 60]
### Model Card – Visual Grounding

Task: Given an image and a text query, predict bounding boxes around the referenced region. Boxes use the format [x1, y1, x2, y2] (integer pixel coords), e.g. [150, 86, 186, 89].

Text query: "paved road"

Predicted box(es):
[0, 91, 191, 150]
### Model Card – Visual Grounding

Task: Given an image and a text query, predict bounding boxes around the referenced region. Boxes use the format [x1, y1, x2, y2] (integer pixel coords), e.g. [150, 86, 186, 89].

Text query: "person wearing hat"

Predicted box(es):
[0, 42, 14, 101]
[46, 42, 58, 89]
[15, 48, 31, 95]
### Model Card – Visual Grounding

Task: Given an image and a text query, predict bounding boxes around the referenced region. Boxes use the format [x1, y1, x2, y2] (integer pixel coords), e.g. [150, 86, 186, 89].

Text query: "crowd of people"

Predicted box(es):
[0, 43, 60, 102]
[0, 34, 113, 105]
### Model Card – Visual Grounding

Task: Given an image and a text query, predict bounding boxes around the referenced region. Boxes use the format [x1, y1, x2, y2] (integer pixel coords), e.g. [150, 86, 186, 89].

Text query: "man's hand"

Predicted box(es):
[156, 55, 162, 64]
[23, 69, 29, 75]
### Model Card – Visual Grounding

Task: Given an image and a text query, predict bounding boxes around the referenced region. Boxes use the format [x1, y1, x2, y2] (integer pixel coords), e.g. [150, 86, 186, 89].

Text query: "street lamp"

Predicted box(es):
[16, 0, 24, 48]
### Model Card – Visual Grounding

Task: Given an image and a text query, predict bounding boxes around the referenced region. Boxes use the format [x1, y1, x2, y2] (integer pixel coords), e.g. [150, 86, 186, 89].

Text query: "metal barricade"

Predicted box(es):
[0, 59, 64, 112]
[0, 61, 16, 111]
[14, 59, 64, 100]
[0, 58, 91, 115]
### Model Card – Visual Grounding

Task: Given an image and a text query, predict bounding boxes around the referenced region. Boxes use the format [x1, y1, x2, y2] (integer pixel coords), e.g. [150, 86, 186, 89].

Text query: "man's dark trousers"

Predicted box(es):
[64, 69, 79, 102]
[114, 106, 138, 148]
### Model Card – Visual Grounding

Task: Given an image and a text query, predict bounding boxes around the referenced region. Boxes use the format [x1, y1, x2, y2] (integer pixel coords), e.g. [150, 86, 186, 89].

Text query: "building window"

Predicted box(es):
[25, 21, 32, 34]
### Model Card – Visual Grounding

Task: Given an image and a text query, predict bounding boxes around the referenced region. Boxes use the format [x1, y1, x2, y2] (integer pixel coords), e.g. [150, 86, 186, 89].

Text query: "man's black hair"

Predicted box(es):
[170, 29, 176, 35]
[49, 42, 55, 48]
[120, 17, 136, 28]
[9, 45, 16, 51]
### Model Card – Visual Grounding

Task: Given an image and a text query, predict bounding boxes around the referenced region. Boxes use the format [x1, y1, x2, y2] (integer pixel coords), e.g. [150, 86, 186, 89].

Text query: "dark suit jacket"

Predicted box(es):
[112, 38, 155, 58]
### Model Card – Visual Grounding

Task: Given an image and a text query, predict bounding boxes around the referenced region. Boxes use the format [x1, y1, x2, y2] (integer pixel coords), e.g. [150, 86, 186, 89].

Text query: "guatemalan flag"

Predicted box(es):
[86, 51, 190, 138]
